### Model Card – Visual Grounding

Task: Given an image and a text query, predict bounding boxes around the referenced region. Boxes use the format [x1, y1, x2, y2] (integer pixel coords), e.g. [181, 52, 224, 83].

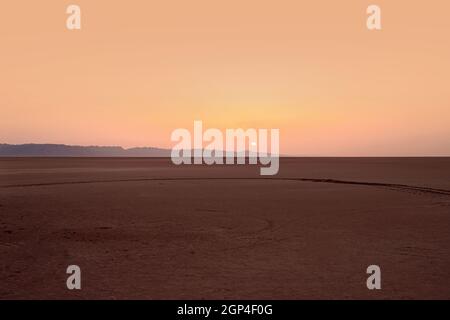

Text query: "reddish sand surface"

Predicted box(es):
[0, 158, 449, 299]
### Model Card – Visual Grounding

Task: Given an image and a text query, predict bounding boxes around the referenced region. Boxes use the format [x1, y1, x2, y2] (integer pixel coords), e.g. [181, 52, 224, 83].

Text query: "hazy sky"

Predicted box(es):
[1, 0, 449, 155]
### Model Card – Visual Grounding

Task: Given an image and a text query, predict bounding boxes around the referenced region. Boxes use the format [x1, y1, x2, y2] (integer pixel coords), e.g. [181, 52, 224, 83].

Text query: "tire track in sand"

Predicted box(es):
[1, 177, 449, 196]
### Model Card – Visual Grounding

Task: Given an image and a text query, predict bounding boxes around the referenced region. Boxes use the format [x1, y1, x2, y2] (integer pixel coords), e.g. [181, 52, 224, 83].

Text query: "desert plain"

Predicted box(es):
[0, 157, 449, 299]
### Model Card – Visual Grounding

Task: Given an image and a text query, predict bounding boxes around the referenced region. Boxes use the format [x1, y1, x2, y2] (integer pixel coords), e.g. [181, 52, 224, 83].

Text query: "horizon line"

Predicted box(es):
[1, 142, 450, 157]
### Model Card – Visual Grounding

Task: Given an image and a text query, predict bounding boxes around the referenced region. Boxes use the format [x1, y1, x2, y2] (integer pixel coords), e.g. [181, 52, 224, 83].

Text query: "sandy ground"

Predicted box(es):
[0, 157, 449, 299]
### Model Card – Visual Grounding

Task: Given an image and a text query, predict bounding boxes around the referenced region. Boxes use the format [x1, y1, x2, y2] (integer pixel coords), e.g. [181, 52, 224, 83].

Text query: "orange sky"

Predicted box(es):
[1, 0, 449, 155]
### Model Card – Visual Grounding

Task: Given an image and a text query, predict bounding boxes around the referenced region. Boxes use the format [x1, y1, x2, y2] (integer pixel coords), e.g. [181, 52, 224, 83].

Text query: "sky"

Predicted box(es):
[1, 0, 449, 156]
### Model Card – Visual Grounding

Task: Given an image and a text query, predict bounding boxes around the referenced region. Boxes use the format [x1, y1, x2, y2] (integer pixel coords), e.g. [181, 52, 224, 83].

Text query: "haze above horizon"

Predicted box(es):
[1, 1, 449, 156]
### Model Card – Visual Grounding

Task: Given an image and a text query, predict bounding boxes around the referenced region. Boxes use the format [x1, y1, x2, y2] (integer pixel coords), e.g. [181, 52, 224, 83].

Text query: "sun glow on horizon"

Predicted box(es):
[1, 0, 449, 156]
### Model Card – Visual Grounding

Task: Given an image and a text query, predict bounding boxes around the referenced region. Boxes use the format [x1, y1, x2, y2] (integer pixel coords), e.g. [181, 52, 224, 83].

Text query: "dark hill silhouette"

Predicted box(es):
[0, 143, 171, 157]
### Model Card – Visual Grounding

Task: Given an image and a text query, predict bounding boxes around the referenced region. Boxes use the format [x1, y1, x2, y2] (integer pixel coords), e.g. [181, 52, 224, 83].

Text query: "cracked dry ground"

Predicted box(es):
[1, 158, 449, 299]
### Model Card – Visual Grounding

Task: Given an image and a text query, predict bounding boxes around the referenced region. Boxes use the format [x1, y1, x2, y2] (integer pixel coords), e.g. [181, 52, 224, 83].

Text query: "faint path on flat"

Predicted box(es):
[1, 177, 450, 196]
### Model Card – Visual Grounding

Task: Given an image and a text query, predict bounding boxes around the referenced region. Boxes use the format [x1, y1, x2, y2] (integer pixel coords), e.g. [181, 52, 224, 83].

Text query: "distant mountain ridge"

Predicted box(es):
[0, 143, 171, 157]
